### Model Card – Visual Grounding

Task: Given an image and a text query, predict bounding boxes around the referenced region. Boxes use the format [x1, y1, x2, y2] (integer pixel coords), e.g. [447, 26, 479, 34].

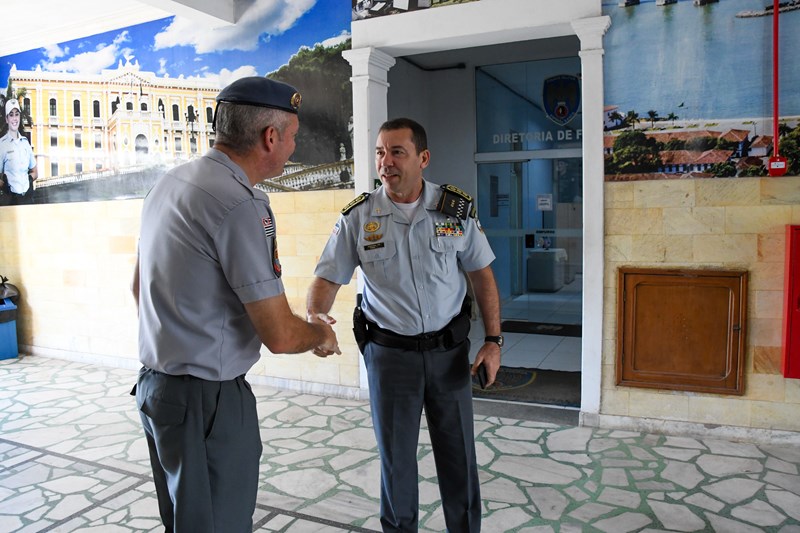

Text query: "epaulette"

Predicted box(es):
[441, 184, 472, 203]
[341, 192, 370, 215]
[437, 184, 474, 220]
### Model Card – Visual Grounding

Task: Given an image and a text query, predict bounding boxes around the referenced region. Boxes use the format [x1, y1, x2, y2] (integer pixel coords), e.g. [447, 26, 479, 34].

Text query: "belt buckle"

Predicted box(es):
[417, 333, 441, 351]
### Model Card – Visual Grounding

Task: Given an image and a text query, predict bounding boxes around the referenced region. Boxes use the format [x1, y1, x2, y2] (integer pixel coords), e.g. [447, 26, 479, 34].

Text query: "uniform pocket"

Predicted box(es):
[139, 396, 186, 426]
[357, 240, 397, 282]
[430, 236, 465, 276]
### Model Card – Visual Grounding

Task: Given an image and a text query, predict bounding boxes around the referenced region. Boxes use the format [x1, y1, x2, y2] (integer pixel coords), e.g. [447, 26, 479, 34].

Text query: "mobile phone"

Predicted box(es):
[477, 364, 488, 389]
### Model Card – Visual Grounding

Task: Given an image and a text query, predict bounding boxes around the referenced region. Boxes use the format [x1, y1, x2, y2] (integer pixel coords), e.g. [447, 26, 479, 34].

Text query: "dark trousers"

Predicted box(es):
[135, 368, 262, 533]
[363, 340, 481, 533]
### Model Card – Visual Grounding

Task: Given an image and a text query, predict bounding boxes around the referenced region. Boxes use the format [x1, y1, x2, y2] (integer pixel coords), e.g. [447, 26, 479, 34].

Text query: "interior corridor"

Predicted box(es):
[2, 356, 800, 532]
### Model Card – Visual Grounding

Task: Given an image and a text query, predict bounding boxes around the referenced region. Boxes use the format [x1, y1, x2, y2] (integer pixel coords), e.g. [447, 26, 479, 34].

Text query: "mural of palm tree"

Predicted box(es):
[647, 109, 659, 129]
[608, 110, 624, 129]
[666, 112, 678, 126]
[625, 110, 639, 130]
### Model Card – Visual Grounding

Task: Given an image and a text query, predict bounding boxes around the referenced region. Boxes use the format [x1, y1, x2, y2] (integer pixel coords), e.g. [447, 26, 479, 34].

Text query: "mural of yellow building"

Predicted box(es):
[8, 58, 218, 182]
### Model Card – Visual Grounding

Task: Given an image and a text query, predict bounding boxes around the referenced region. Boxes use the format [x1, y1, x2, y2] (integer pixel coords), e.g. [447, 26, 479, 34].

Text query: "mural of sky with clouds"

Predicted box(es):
[1, 0, 351, 90]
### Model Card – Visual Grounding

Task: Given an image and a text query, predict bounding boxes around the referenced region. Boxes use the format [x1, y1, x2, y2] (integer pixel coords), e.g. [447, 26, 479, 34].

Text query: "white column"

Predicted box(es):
[342, 47, 396, 193]
[571, 16, 611, 423]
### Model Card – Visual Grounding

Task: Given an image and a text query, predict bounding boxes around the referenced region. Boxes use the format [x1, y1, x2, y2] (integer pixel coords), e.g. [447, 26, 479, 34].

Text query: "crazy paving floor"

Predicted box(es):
[1, 356, 800, 532]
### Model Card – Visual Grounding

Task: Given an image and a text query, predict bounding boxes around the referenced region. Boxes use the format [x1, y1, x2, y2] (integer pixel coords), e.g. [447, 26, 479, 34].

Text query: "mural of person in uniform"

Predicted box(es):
[0, 98, 37, 206]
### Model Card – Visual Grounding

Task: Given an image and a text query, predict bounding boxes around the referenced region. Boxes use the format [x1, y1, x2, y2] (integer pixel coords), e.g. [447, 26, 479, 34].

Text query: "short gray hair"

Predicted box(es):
[214, 103, 293, 155]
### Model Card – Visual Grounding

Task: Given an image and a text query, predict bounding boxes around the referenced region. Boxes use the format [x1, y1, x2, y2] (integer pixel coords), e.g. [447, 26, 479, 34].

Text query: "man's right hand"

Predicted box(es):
[311, 318, 341, 358]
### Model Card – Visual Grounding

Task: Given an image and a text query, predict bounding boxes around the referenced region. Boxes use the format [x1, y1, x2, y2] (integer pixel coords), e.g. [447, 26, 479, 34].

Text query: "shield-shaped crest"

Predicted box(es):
[543, 75, 580, 126]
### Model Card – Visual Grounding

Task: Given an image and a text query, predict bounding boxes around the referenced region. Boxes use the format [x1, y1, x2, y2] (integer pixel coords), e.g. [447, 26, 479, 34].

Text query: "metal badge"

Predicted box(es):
[364, 233, 383, 242]
[364, 221, 380, 233]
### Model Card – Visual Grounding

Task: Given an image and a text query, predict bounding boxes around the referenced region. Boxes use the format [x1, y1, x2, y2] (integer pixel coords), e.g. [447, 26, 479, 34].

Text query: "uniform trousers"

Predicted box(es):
[363, 339, 481, 533]
[134, 367, 262, 533]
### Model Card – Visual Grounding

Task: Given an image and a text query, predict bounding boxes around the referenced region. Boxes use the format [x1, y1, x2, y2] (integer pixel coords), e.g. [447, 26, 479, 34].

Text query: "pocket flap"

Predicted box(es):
[140, 396, 186, 426]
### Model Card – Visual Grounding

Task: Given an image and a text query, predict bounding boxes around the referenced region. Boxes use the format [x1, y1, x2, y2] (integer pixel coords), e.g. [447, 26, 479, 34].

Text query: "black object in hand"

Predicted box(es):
[476, 364, 488, 389]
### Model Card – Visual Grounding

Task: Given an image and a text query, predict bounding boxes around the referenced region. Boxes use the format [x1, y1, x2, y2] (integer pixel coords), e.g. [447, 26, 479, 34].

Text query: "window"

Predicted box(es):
[175, 136, 183, 152]
[141, 102, 148, 111]
[172, 104, 179, 121]
[74, 133, 81, 149]
[206, 107, 213, 123]
[94, 133, 102, 149]
[112, 97, 119, 114]
[50, 131, 58, 147]
[49, 98, 57, 116]
[51, 162, 58, 177]
[23, 98, 31, 115]
[75, 162, 83, 173]
[93, 100, 100, 118]
[73, 99, 81, 117]
[190, 137, 197, 154]
[126, 101, 133, 111]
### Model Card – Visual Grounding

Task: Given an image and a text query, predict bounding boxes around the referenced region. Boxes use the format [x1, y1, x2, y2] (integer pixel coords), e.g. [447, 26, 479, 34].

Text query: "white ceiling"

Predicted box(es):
[0, 0, 236, 57]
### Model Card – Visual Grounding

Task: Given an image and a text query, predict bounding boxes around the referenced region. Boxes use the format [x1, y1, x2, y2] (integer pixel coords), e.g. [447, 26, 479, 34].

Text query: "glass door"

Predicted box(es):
[473, 55, 584, 376]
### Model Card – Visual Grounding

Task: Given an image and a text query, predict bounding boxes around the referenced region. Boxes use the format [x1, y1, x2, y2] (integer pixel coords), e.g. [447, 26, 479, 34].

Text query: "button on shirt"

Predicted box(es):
[137, 148, 284, 381]
[0, 133, 36, 194]
[314, 180, 495, 335]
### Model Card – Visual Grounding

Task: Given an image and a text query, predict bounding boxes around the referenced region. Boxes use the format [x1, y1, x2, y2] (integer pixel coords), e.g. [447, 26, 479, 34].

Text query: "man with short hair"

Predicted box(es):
[307, 117, 502, 532]
[132, 76, 340, 533]
[0, 98, 37, 206]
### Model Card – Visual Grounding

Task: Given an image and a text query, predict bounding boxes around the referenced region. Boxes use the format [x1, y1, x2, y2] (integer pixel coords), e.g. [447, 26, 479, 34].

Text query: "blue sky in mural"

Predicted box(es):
[0, 0, 350, 89]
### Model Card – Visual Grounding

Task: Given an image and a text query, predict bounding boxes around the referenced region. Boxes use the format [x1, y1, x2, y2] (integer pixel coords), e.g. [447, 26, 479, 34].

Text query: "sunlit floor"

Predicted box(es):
[2, 356, 800, 532]
[469, 275, 583, 372]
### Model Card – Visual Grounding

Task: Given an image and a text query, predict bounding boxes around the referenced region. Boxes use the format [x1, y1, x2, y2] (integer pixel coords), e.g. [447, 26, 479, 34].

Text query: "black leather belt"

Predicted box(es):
[366, 324, 448, 352]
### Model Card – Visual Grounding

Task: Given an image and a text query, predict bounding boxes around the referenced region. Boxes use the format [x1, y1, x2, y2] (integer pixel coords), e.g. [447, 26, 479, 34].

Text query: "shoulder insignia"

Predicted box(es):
[470, 204, 477, 219]
[437, 184, 474, 220]
[441, 184, 472, 203]
[341, 192, 370, 215]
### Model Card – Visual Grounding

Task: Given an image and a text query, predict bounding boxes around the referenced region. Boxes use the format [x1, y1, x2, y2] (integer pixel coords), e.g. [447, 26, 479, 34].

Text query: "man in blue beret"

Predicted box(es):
[132, 76, 338, 532]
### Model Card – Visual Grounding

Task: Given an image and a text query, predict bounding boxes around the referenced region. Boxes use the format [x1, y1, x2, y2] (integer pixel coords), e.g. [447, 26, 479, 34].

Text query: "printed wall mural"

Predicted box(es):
[352, 0, 479, 20]
[0, 0, 353, 206]
[603, 0, 799, 180]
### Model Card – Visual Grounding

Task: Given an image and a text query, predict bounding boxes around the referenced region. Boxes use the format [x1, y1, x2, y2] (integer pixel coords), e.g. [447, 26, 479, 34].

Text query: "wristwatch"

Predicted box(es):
[484, 335, 504, 347]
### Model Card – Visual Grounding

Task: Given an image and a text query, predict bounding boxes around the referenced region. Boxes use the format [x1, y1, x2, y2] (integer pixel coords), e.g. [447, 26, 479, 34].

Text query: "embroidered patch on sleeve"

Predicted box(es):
[262, 216, 276, 238]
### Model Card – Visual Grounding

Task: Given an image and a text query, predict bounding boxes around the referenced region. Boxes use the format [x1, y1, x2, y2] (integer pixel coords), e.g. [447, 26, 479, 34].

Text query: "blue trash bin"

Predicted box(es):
[0, 298, 18, 360]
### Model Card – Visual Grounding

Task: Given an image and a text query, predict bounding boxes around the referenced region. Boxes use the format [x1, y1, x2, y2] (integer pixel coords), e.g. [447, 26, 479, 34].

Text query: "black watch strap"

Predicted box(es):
[484, 335, 504, 347]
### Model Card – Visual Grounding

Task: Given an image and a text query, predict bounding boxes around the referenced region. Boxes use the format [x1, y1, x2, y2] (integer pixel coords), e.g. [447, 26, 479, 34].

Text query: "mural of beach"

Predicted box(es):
[602, 0, 799, 179]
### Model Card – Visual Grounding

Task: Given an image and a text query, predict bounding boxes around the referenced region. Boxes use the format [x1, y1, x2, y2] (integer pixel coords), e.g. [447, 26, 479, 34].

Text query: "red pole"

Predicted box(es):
[773, 0, 779, 155]
[767, 0, 787, 176]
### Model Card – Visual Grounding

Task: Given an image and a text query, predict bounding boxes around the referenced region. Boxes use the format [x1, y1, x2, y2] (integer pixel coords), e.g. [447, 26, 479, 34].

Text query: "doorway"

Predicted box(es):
[470, 56, 583, 408]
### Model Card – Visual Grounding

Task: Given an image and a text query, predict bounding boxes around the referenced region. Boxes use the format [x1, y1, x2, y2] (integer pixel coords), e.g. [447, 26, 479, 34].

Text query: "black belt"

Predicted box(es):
[367, 324, 449, 352]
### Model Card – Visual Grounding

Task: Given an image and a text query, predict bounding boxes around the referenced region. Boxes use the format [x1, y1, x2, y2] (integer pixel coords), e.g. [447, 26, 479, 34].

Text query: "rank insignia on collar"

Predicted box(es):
[364, 221, 380, 233]
[364, 233, 383, 242]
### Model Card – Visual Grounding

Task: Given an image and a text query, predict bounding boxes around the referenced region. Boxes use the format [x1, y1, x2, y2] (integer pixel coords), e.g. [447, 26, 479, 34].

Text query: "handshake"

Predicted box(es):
[307, 311, 341, 358]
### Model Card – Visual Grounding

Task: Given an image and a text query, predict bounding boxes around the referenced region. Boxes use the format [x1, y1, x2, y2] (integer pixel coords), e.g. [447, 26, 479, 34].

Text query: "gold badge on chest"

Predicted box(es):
[364, 221, 381, 233]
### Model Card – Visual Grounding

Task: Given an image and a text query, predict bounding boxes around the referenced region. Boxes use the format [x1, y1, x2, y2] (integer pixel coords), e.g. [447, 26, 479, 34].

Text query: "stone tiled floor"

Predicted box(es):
[1, 356, 800, 532]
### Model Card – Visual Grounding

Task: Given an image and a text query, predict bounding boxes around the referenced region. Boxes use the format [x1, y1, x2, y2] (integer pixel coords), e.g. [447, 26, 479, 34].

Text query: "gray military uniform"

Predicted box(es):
[315, 179, 494, 532]
[136, 147, 282, 532]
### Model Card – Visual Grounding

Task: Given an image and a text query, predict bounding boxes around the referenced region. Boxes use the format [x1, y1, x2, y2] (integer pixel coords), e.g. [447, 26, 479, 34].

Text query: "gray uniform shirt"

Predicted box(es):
[0, 132, 36, 194]
[314, 180, 495, 335]
[138, 148, 284, 381]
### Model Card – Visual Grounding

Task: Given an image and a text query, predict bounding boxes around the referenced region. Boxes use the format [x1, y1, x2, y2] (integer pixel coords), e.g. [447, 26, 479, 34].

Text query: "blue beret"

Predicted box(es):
[216, 76, 301, 114]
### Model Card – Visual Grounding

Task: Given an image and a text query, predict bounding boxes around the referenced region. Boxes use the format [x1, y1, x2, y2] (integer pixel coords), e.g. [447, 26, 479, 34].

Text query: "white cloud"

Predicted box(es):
[181, 65, 260, 89]
[153, 0, 316, 54]
[42, 44, 67, 61]
[158, 58, 168, 75]
[318, 30, 351, 49]
[41, 31, 132, 74]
